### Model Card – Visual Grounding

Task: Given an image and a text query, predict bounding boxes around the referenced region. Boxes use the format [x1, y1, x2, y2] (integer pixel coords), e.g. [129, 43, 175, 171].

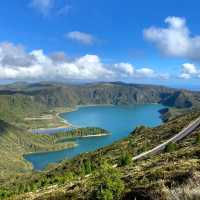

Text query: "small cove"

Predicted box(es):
[25, 104, 165, 170]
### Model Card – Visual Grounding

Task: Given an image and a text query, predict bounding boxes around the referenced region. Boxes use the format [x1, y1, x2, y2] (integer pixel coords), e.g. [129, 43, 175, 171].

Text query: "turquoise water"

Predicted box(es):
[25, 104, 165, 170]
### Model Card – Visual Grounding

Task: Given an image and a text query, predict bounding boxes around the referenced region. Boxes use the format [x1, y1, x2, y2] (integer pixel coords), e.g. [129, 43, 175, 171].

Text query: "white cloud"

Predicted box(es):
[30, 0, 70, 16]
[30, 0, 54, 16]
[66, 31, 96, 45]
[114, 63, 134, 76]
[64, 55, 114, 80]
[180, 73, 191, 79]
[49, 51, 69, 63]
[144, 16, 200, 60]
[57, 4, 71, 16]
[0, 42, 114, 81]
[182, 63, 198, 74]
[179, 63, 200, 79]
[135, 68, 155, 78]
[0, 42, 165, 81]
[114, 63, 159, 79]
[0, 42, 36, 67]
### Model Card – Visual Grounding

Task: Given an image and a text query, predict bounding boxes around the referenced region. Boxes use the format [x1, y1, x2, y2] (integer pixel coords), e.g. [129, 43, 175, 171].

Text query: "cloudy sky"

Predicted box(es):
[0, 0, 200, 89]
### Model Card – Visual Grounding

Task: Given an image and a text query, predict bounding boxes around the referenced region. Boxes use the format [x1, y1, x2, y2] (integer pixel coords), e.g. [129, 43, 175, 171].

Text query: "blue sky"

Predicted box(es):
[0, 0, 200, 89]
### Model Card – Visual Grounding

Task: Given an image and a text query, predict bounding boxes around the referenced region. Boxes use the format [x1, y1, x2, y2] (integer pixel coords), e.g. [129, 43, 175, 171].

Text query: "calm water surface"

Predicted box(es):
[25, 104, 165, 170]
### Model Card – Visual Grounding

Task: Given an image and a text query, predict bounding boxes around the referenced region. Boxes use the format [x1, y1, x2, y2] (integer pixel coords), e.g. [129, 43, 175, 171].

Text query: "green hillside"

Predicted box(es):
[0, 95, 47, 124]
[0, 82, 200, 199]
[1, 111, 200, 200]
[1, 82, 200, 123]
[0, 118, 109, 179]
[0, 119, 77, 180]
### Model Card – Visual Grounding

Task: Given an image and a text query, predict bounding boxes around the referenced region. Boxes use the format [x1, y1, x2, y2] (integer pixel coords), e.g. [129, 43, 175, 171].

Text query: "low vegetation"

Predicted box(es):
[1, 82, 200, 199]
[0, 120, 107, 180]
[195, 133, 200, 144]
[164, 142, 177, 153]
[55, 127, 109, 141]
[0, 120, 76, 180]
[0, 111, 200, 199]
[119, 152, 132, 166]
[91, 163, 124, 200]
[163, 180, 200, 200]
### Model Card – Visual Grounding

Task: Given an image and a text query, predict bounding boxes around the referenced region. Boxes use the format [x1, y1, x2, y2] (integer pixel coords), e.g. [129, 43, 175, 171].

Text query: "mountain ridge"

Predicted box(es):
[0, 82, 199, 123]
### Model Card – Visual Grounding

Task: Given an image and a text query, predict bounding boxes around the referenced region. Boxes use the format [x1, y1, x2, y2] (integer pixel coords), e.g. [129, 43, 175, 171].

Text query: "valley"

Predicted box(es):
[1, 110, 200, 200]
[2, 3, 200, 199]
[0, 82, 200, 199]
[25, 104, 163, 170]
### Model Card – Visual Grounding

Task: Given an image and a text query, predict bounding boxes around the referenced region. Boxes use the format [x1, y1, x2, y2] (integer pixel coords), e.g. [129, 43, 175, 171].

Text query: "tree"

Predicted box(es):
[92, 163, 124, 200]
[165, 142, 177, 153]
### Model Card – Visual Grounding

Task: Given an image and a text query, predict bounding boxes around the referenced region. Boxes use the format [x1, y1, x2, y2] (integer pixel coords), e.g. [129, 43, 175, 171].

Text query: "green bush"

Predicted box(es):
[82, 159, 92, 175]
[98, 189, 113, 200]
[165, 142, 177, 153]
[119, 152, 131, 166]
[195, 133, 200, 144]
[93, 163, 124, 200]
[0, 190, 12, 199]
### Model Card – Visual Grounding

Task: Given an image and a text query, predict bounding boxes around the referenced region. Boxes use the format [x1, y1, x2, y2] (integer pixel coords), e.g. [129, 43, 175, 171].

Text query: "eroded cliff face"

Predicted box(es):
[1, 82, 199, 109]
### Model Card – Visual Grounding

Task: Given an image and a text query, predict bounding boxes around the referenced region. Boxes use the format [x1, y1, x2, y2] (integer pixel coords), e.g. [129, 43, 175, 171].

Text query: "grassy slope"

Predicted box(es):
[1, 82, 200, 126]
[0, 94, 72, 130]
[0, 95, 47, 124]
[1, 82, 200, 199]
[0, 120, 76, 180]
[4, 111, 200, 200]
[22, 107, 74, 130]
[0, 119, 109, 181]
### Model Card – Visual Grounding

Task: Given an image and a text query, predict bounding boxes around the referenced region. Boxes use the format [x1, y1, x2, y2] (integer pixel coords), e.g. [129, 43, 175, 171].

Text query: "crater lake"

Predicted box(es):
[25, 104, 165, 170]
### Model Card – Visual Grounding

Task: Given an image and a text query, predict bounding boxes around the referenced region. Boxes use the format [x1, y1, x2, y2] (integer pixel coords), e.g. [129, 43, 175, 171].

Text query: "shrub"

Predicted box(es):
[119, 152, 131, 166]
[0, 190, 12, 199]
[92, 163, 124, 200]
[82, 159, 92, 175]
[195, 133, 200, 144]
[98, 189, 113, 200]
[165, 142, 177, 153]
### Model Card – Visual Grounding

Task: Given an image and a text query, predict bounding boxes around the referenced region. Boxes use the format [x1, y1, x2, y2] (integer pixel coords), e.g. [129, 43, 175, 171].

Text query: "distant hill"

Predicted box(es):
[1, 82, 200, 114]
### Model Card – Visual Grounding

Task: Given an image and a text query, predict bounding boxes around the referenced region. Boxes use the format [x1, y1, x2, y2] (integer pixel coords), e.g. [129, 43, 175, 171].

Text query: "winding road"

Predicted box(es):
[132, 116, 200, 161]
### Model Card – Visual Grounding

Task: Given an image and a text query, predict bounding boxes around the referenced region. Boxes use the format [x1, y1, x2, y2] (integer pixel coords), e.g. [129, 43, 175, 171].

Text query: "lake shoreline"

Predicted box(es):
[24, 132, 111, 169]
[31, 103, 164, 134]
[77, 133, 111, 138]
[23, 143, 78, 156]
[26, 104, 165, 170]
[58, 133, 111, 141]
[57, 104, 115, 122]
[57, 102, 164, 127]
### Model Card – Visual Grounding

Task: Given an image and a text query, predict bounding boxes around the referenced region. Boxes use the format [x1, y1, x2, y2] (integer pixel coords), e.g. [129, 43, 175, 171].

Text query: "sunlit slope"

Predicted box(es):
[4, 111, 200, 200]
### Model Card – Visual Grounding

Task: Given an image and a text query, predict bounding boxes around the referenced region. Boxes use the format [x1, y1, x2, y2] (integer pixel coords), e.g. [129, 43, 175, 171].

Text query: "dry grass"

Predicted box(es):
[163, 173, 200, 200]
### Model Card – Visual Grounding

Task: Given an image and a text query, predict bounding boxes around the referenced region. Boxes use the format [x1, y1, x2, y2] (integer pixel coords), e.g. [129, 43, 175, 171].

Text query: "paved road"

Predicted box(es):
[132, 116, 200, 161]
